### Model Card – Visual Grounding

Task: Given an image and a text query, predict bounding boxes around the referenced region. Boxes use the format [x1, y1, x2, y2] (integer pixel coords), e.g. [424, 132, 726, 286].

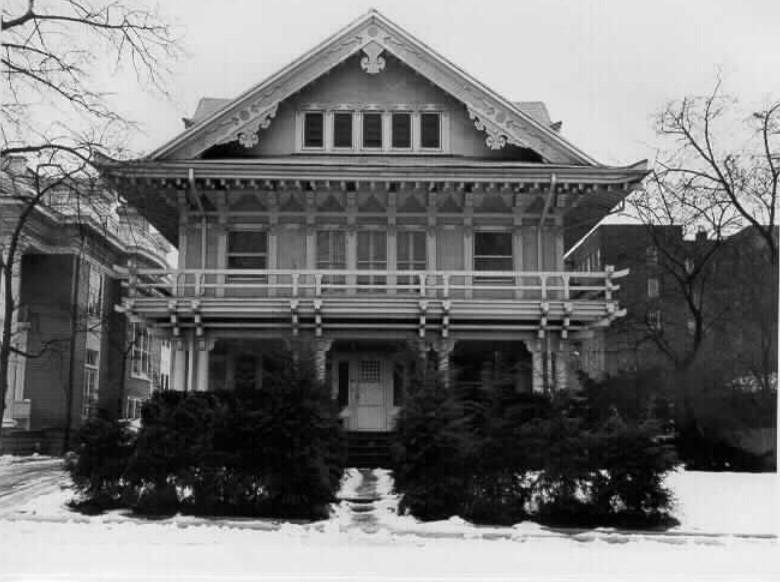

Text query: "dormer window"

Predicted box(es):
[303, 112, 324, 148]
[362, 112, 383, 149]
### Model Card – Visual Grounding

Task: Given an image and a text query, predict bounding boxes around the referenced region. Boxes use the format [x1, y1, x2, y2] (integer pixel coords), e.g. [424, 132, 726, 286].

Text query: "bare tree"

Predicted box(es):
[624, 80, 778, 381]
[0, 0, 181, 434]
[653, 80, 778, 262]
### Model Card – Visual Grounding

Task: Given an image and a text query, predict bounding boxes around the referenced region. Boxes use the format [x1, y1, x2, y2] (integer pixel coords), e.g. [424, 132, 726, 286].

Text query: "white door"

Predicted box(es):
[353, 358, 390, 431]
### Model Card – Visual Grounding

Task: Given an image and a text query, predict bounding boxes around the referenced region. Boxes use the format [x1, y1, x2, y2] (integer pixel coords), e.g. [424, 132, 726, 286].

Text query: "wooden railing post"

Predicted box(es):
[419, 272, 426, 297]
[540, 273, 548, 301]
[292, 272, 299, 298]
[442, 274, 450, 299]
[315, 273, 323, 297]
[605, 265, 614, 300]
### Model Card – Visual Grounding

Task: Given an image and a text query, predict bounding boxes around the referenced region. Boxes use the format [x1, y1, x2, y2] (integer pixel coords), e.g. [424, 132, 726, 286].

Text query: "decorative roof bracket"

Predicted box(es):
[468, 106, 531, 151]
[214, 102, 279, 149]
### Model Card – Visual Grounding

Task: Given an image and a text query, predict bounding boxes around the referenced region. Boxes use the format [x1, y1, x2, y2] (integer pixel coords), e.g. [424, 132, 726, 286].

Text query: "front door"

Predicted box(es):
[354, 359, 386, 430]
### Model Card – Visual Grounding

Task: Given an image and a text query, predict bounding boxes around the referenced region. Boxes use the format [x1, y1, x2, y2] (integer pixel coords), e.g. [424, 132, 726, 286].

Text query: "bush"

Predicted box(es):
[68, 415, 136, 511]
[69, 347, 346, 519]
[390, 370, 679, 528]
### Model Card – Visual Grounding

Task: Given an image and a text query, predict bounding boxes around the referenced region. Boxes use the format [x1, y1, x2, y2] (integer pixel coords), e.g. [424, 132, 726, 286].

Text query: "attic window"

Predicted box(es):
[304, 112, 324, 148]
[391, 113, 412, 149]
[420, 113, 441, 149]
[333, 112, 353, 148]
[362, 113, 383, 149]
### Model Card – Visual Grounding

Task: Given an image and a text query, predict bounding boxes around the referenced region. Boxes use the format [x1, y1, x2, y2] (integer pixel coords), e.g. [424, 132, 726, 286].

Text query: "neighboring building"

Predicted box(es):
[102, 10, 647, 435]
[566, 223, 778, 383]
[0, 160, 172, 453]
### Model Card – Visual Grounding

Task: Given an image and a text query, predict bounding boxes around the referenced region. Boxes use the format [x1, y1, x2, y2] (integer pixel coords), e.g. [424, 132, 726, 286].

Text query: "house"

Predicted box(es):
[566, 223, 778, 383]
[101, 10, 647, 435]
[0, 159, 173, 454]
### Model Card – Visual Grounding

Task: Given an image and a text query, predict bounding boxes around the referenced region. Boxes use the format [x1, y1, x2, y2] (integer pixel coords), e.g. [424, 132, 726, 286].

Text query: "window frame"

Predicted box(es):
[130, 322, 151, 379]
[419, 111, 443, 151]
[647, 276, 660, 299]
[473, 231, 514, 272]
[87, 267, 103, 319]
[302, 111, 325, 150]
[332, 111, 354, 150]
[81, 348, 99, 418]
[226, 228, 268, 282]
[361, 111, 384, 149]
[390, 111, 413, 150]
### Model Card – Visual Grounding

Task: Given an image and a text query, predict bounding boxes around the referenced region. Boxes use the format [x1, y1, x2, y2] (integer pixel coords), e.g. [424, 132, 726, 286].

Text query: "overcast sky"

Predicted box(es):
[114, 0, 779, 166]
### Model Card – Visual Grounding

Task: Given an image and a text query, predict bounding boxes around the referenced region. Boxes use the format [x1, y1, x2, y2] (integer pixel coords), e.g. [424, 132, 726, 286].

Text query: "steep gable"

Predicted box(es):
[151, 10, 598, 166]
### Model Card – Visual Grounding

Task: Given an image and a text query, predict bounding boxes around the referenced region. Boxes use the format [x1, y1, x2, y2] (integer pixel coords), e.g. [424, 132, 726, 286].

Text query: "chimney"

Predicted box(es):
[695, 229, 707, 243]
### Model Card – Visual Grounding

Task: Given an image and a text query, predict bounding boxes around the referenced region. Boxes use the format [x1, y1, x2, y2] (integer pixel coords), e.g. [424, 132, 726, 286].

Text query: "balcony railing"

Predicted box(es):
[123, 267, 625, 302]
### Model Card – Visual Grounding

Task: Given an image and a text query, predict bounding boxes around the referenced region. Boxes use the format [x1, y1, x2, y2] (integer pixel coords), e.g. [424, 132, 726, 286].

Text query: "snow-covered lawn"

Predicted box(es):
[0, 462, 777, 580]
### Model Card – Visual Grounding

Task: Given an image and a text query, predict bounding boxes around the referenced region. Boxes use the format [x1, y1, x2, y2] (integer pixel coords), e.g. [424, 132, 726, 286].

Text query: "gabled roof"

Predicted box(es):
[151, 9, 601, 165]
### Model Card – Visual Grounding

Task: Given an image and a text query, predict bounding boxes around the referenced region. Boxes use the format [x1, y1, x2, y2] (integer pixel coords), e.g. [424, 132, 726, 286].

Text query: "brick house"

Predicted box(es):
[0, 160, 172, 453]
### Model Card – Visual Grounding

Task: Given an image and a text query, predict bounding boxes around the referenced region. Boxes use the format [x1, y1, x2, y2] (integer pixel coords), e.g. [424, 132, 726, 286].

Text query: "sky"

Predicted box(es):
[108, 0, 780, 166]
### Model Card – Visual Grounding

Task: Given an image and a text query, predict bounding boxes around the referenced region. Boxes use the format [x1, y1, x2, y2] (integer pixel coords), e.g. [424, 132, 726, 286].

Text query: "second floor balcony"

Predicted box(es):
[119, 267, 627, 339]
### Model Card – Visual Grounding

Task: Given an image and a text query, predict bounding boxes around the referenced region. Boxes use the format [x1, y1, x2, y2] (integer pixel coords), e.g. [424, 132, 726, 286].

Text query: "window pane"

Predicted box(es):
[363, 113, 383, 148]
[333, 113, 353, 148]
[475, 232, 512, 257]
[229, 231, 267, 253]
[391, 113, 411, 148]
[304, 112, 324, 148]
[420, 113, 441, 148]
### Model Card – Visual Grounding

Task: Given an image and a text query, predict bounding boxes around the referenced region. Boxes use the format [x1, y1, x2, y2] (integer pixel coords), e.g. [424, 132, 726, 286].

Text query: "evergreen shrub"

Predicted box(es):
[68, 347, 346, 519]
[68, 415, 137, 511]
[390, 370, 680, 528]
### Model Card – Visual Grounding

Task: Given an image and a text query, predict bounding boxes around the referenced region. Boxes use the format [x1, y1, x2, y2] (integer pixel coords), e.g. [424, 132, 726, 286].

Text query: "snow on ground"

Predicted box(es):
[665, 469, 778, 535]
[0, 462, 777, 580]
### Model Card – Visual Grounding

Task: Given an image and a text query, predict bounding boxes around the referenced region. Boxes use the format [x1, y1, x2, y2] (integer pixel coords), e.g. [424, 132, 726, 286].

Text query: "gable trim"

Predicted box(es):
[152, 10, 598, 166]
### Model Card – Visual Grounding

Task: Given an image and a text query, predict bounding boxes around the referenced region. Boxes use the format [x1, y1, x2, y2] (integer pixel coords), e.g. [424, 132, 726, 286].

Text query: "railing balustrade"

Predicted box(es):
[120, 267, 625, 302]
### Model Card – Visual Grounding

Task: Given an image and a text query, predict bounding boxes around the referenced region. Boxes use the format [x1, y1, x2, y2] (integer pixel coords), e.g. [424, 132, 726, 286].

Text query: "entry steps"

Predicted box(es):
[346, 431, 393, 468]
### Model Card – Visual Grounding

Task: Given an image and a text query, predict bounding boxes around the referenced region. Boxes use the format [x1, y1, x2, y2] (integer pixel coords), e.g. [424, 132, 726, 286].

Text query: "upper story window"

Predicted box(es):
[87, 268, 103, 319]
[646, 245, 659, 266]
[474, 232, 513, 271]
[303, 112, 324, 148]
[131, 323, 151, 378]
[420, 112, 441, 149]
[227, 230, 267, 275]
[362, 112, 383, 149]
[647, 276, 660, 298]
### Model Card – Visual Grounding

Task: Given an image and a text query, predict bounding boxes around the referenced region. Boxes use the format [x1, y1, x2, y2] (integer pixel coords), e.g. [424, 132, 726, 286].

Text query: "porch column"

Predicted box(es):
[315, 339, 333, 384]
[525, 340, 545, 394]
[172, 338, 188, 391]
[435, 338, 456, 388]
[195, 338, 214, 392]
[555, 340, 569, 391]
